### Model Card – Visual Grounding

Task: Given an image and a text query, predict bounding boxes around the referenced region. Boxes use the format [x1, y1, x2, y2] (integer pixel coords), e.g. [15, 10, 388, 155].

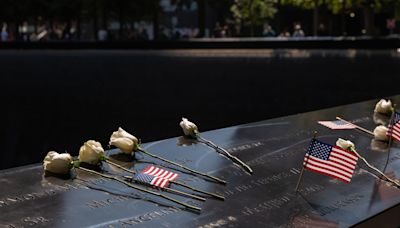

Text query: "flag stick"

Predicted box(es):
[138, 148, 227, 185]
[336, 116, 374, 136]
[383, 108, 395, 170]
[294, 167, 305, 192]
[295, 131, 317, 192]
[76, 167, 201, 211]
[105, 159, 225, 200]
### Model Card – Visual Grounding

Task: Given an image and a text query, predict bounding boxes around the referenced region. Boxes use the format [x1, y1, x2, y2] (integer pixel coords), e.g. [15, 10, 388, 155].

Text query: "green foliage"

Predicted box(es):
[279, 0, 393, 14]
[280, 0, 322, 9]
[230, 0, 277, 26]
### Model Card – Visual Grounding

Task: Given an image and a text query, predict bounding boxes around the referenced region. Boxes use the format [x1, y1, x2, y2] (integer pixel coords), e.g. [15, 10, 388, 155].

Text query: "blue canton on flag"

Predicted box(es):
[133, 173, 170, 188]
[303, 139, 358, 183]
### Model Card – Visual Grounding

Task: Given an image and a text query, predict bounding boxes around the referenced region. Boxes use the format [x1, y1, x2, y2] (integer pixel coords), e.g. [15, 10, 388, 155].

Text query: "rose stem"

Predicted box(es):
[197, 135, 253, 174]
[76, 167, 201, 211]
[103, 160, 205, 201]
[138, 148, 227, 185]
[105, 158, 223, 200]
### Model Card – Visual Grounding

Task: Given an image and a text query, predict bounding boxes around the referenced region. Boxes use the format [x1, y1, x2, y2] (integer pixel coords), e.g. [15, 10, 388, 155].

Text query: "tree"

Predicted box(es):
[230, 0, 277, 36]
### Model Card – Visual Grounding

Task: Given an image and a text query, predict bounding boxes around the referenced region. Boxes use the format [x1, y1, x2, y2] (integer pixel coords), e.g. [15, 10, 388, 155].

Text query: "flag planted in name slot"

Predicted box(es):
[303, 139, 358, 183]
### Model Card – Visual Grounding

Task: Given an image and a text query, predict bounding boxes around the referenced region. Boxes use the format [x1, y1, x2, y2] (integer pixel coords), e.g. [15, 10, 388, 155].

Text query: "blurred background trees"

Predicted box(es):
[0, 0, 398, 40]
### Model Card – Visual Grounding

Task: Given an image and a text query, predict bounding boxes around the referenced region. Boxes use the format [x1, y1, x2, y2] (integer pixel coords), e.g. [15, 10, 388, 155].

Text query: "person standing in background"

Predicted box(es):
[1, 22, 9, 41]
[292, 23, 305, 37]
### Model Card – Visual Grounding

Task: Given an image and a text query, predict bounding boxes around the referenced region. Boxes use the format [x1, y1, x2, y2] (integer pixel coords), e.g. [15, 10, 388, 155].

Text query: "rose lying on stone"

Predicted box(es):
[43, 151, 73, 174]
[179, 118, 199, 138]
[373, 125, 389, 142]
[374, 99, 394, 115]
[79, 140, 105, 165]
[336, 138, 355, 151]
[109, 127, 139, 154]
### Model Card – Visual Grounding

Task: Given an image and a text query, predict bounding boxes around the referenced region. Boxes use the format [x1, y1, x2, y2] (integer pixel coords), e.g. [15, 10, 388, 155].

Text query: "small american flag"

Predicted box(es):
[303, 139, 358, 183]
[387, 111, 400, 142]
[142, 166, 179, 181]
[318, 120, 356, 130]
[133, 173, 170, 188]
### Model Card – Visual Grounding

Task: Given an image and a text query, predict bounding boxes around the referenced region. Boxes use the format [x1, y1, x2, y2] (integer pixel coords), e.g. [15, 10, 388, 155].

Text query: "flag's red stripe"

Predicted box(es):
[388, 128, 400, 142]
[392, 131, 400, 139]
[393, 134, 400, 142]
[143, 166, 155, 174]
[323, 156, 356, 172]
[147, 167, 159, 176]
[329, 154, 357, 170]
[153, 177, 162, 187]
[304, 156, 354, 178]
[160, 178, 169, 188]
[304, 156, 354, 179]
[150, 176, 159, 187]
[170, 173, 178, 181]
[160, 172, 171, 179]
[154, 169, 164, 177]
[154, 176, 168, 188]
[389, 124, 400, 133]
[332, 146, 358, 161]
[392, 125, 400, 137]
[304, 154, 355, 175]
[304, 156, 354, 176]
[304, 165, 351, 183]
[393, 125, 400, 134]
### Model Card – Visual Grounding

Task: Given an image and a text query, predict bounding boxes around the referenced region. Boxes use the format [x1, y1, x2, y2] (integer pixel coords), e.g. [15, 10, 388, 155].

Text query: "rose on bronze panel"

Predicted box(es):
[179, 117, 253, 174]
[42, 149, 204, 212]
[108, 127, 226, 184]
[43, 151, 75, 179]
[374, 99, 394, 116]
[370, 125, 390, 152]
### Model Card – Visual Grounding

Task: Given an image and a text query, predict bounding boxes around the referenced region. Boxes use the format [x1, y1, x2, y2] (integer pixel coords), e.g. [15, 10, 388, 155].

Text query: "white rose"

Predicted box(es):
[180, 118, 198, 138]
[109, 127, 139, 153]
[373, 125, 389, 141]
[78, 140, 105, 165]
[336, 138, 355, 151]
[374, 99, 393, 114]
[43, 151, 73, 174]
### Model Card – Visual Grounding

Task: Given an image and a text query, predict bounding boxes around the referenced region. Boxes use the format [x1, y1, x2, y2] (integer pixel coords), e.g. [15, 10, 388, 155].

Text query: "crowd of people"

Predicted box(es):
[0, 21, 80, 42]
[0, 20, 328, 42]
[263, 23, 305, 38]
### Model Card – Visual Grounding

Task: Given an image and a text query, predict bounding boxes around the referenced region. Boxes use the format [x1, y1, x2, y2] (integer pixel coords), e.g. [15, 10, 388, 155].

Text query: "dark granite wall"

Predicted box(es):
[1, 49, 399, 169]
